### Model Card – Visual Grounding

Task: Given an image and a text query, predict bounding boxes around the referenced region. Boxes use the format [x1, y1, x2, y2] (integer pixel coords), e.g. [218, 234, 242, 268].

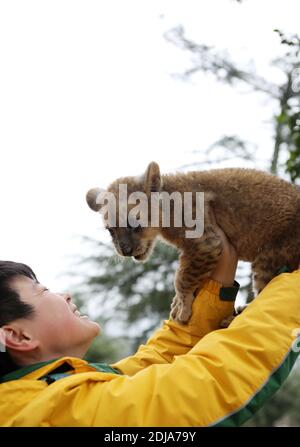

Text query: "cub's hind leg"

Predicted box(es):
[252, 240, 300, 294]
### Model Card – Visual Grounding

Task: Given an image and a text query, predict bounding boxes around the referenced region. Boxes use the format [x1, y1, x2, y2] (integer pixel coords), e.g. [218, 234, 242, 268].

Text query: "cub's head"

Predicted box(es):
[86, 162, 161, 262]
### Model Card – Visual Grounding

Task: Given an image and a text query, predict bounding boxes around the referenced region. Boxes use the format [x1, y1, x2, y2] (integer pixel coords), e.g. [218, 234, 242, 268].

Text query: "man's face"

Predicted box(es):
[8, 275, 100, 360]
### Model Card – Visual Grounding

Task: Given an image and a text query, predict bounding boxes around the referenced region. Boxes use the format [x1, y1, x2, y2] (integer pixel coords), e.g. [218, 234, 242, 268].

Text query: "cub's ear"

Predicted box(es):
[86, 187, 108, 212]
[144, 161, 161, 194]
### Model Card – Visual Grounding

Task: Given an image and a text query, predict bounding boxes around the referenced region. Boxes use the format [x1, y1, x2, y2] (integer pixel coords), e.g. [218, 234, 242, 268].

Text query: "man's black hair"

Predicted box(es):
[0, 261, 38, 377]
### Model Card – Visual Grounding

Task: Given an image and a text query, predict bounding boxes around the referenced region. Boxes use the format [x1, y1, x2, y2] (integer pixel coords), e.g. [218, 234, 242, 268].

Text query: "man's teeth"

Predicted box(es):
[74, 309, 88, 318]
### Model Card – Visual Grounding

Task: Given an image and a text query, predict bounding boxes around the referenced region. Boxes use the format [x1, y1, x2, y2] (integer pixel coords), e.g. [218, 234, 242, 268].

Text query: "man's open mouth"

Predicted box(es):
[133, 243, 151, 261]
[134, 252, 147, 260]
[73, 308, 88, 319]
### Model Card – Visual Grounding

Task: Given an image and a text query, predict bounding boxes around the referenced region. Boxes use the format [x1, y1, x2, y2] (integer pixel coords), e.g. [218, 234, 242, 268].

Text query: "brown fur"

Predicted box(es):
[86, 162, 300, 324]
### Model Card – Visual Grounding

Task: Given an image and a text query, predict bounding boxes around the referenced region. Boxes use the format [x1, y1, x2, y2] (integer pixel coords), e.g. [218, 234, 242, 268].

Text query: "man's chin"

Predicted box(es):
[91, 320, 101, 336]
[82, 318, 101, 336]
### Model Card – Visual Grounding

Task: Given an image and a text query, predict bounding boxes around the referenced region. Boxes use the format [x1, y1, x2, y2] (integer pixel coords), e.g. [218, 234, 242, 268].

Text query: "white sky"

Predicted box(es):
[0, 0, 299, 293]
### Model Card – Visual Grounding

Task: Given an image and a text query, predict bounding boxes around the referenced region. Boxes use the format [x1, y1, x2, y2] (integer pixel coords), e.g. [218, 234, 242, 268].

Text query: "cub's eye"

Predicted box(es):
[132, 224, 142, 232]
[127, 220, 143, 231]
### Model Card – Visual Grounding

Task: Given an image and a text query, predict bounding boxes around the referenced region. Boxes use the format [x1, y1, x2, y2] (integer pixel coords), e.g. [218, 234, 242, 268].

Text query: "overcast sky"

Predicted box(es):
[0, 0, 299, 294]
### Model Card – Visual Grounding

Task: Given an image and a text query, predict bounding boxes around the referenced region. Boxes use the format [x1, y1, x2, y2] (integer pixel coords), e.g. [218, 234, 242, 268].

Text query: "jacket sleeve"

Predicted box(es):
[24, 271, 300, 427]
[111, 279, 235, 375]
[95, 271, 300, 426]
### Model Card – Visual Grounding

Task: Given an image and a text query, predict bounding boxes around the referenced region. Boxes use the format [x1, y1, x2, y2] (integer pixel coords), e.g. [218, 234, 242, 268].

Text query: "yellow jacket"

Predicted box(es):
[1, 272, 300, 426]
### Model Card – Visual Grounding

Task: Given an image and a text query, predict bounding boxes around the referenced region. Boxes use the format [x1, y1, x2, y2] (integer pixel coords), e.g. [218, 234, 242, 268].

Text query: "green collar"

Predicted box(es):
[0, 359, 59, 383]
[88, 362, 122, 375]
[0, 358, 121, 383]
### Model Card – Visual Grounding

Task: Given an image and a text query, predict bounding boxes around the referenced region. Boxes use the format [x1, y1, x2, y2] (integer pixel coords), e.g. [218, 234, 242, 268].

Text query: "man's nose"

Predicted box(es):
[62, 292, 72, 302]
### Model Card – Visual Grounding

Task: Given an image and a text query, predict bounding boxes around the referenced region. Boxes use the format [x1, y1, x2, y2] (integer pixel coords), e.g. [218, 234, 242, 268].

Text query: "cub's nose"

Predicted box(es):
[122, 247, 133, 256]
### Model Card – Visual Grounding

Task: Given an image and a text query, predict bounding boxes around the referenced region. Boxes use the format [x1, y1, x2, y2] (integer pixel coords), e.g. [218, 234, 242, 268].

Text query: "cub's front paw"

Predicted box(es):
[170, 295, 182, 321]
[177, 306, 192, 324]
[170, 294, 193, 324]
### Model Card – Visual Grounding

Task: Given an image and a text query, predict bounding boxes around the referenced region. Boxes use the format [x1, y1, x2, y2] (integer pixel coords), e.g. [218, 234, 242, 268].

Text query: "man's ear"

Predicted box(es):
[86, 188, 108, 212]
[144, 162, 161, 195]
[0, 326, 39, 352]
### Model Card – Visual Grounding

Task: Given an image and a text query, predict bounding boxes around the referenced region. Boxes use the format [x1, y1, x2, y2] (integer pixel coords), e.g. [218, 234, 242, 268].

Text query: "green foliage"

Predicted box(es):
[244, 367, 300, 427]
[284, 110, 300, 182]
[271, 30, 300, 182]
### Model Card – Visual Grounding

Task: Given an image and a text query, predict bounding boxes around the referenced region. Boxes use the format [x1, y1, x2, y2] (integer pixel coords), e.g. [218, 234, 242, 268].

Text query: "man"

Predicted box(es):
[0, 226, 299, 426]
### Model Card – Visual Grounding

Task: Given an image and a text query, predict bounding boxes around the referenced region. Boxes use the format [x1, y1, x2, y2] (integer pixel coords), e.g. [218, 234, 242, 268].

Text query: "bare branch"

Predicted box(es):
[165, 26, 281, 98]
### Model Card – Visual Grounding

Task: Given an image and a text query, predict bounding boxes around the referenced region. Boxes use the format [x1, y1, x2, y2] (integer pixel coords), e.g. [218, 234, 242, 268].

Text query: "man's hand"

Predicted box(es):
[210, 211, 238, 287]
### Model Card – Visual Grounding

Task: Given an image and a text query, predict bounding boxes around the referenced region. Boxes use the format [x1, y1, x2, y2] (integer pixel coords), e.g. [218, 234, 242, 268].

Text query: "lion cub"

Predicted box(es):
[86, 162, 300, 324]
